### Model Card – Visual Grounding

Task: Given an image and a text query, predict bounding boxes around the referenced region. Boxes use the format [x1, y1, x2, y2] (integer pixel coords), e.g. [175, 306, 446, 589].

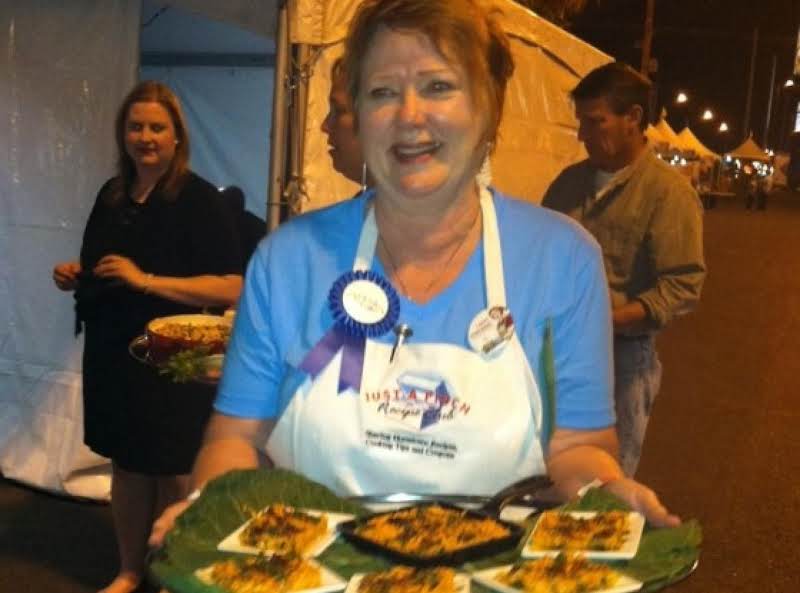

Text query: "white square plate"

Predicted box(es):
[345, 571, 470, 593]
[217, 508, 354, 556]
[471, 564, 642, 593]
[522, 511, 645, 560]
[196, 559, 347, 593]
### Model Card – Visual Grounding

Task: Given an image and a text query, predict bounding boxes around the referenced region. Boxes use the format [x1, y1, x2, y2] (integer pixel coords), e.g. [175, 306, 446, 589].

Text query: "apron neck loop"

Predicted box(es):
[355, 188, 508, 309]
[354, 201, 378, 272]
[480, 186, 507, 308]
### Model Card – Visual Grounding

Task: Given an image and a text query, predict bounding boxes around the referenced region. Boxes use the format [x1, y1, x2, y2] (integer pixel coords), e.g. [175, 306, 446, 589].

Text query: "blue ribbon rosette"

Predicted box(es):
[300, 270, 399, 393]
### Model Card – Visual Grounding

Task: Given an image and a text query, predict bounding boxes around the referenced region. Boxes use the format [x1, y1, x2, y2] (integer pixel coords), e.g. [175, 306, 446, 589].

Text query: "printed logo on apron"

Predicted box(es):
[363, 371, 469, 430]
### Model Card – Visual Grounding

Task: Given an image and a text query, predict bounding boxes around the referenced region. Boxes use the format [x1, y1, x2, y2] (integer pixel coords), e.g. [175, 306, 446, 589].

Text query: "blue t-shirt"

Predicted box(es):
[217, 190, 614, 430]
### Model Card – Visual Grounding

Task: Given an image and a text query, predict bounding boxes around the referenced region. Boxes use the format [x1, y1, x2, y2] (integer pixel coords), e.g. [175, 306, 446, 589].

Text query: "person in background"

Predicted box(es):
[152, 0, 681, 550]
[52, 81, 242, 593]
[542, 62, 705, 477]
[219, 185, 266, 268]
[756, 172, 772, 210]
[322, 57, 371, 185]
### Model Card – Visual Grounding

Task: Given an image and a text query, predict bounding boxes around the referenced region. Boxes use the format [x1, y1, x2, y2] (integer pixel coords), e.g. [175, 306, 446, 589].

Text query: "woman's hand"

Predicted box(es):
[93, 254, 147, 291]
[53, 261, 82, 291]
[149, 499, 192, 548]
[603, 477, 681, 528]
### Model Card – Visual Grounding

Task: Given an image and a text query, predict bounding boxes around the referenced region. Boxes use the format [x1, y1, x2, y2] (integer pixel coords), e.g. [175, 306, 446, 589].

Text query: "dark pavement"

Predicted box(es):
[2, 189, 798, 593]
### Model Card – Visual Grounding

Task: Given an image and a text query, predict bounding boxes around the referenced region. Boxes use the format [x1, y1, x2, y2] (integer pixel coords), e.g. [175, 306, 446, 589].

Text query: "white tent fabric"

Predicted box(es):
[676, 127, 719, 160]
[728, 134, 769, 161]
[292, 0, 611, 212]
[645, 124, 670, 151]
[0, 0, 140, 499]
[654, 119, 682, 150]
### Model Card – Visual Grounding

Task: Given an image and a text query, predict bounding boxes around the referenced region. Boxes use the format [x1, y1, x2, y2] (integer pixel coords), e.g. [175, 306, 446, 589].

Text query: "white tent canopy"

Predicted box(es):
[676, 127, 720, 159]
[646, 124, 670, 150]
[728, 134, 769, 161]
[654, 118, 682, 151]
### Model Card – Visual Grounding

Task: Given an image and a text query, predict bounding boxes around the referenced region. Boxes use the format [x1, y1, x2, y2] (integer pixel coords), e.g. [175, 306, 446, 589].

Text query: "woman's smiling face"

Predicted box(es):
[357, 27, 486, 203]
[124, 101, 177, 174]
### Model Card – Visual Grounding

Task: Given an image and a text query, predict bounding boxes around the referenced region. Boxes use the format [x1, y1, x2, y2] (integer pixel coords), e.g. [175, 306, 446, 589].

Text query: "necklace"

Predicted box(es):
[379, 205, 481, 303]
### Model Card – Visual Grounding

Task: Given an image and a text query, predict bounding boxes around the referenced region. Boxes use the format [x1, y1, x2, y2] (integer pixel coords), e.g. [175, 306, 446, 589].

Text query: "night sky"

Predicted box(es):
[566, 0, 800, 153]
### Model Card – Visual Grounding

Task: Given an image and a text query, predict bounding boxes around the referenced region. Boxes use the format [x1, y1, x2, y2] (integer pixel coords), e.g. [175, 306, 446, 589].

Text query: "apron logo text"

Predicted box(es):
[363, 385, 470, 431]
[364, 430, 458, 459]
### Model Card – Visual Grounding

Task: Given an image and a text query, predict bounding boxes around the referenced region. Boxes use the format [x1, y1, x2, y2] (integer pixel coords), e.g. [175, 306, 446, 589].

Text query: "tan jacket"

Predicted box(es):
[542, 148, 706, 334]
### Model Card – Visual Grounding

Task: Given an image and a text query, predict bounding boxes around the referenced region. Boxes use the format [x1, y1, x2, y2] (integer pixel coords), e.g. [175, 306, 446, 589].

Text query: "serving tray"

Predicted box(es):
[337, 502, 525, 567]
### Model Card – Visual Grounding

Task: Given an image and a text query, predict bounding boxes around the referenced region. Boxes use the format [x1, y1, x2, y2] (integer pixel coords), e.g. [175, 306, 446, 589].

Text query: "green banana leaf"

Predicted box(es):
[150, 469, 700, 593]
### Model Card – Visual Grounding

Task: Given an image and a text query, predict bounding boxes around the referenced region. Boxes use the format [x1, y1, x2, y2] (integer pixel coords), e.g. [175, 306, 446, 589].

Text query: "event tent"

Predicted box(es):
[727, 134, 769, 162]
[1, 0, 609, 499]
[654, 118, 682, 151]
[676, 127, 720, 160]
[645, 124, 670, 151]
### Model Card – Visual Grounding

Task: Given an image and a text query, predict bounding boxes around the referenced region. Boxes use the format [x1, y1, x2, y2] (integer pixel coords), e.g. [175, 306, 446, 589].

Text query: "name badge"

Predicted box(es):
[468, 306, 514, 356]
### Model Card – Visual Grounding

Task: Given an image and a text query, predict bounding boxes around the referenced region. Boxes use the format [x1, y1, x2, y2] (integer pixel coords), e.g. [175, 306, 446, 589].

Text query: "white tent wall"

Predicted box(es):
[291, 0, 610, 213]
[0, 0, 141, 499]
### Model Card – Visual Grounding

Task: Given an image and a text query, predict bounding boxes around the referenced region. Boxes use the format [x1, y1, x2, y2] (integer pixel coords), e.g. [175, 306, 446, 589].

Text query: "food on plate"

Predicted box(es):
[353, 504, 510, 556]
[358, 566, 456, 593]
[496, 554, 621, 593]
[154, 321, 231, 344]
[240, 504, 328, 554]
[530, 511, 630, 552]
[197, 554, 321, 593]
[144, 314, 233, 364]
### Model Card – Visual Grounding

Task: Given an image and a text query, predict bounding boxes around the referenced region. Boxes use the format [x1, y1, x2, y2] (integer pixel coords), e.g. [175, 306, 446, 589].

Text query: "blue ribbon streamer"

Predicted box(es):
[299, 271, 399, 394]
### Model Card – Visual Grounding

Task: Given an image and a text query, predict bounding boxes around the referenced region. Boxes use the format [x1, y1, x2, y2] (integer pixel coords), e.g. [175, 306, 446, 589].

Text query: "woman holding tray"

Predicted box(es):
[53, 81, 242, 593]
[152, 0, 679, 547]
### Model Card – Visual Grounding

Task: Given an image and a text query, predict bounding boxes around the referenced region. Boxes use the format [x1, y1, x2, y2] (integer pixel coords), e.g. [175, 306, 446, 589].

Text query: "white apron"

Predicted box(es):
[266, 190, 546, 496]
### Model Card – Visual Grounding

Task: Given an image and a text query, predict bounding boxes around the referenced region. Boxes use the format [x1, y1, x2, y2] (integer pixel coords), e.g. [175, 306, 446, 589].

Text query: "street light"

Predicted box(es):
[719, 122, 729, 132]
[785, 79, 795, 88]
[676, 92, 689, 104]
[701, 109, 714, 121]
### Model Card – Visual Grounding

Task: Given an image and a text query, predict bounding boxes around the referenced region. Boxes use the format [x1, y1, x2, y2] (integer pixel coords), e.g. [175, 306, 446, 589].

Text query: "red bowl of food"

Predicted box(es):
[145, 314, 233, 364]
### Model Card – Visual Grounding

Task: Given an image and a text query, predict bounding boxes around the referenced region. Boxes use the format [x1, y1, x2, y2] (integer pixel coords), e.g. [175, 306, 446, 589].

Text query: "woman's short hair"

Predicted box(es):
[341, 0, 514, 147]
[571, 62, 652, 132]
[111, 80, 190, 203]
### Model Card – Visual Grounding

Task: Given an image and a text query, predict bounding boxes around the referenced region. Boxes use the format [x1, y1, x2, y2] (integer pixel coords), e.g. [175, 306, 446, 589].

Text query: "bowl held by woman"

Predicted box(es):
[145, 313, 232, 363]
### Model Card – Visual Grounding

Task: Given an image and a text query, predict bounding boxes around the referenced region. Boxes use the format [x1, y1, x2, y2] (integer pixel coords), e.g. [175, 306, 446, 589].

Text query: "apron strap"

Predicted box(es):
[354, 203, 378, 272]
[480, 187, 507, 308]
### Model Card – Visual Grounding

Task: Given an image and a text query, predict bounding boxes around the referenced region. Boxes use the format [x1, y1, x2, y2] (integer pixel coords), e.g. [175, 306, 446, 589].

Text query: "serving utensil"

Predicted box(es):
[347, 474, 559, 515]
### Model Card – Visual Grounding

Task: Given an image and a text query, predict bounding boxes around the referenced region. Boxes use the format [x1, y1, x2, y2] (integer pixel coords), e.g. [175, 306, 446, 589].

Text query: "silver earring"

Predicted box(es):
[360, 162, 368, 194]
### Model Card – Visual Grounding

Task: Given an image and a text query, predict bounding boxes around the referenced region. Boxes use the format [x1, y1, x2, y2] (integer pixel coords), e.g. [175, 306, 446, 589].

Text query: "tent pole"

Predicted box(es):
[266, 2, 290, 232]
[286, 44, 311, 215]
[742, 27, 759, 140]
[640, 0, 654, 77]
[763, 54, 777, 149]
